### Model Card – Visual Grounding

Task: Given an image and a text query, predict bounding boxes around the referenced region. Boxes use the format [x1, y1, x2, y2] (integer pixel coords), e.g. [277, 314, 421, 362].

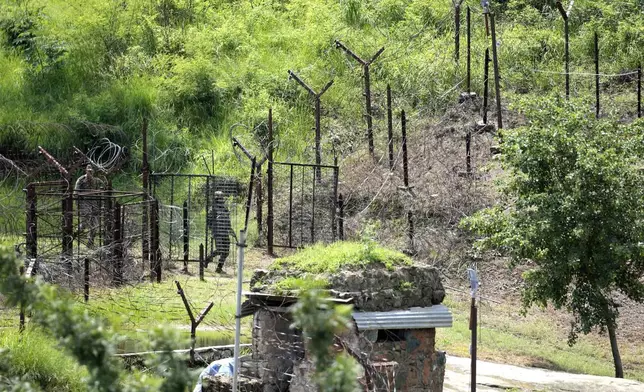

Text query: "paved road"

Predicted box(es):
[445, 356, 644, 391]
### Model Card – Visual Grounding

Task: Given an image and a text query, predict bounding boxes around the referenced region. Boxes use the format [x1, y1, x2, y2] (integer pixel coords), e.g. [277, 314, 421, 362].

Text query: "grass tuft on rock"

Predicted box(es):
[270, 241, 412, 274]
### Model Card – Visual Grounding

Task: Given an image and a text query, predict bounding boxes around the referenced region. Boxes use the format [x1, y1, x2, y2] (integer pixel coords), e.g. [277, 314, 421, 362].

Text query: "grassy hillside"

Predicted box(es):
[0, 0, 641, 179]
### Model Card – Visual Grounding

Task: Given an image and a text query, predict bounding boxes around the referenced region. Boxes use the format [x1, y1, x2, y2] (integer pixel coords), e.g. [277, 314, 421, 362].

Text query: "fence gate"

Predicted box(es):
[270, 162, 339, 249]
[150, 174, 242, 270]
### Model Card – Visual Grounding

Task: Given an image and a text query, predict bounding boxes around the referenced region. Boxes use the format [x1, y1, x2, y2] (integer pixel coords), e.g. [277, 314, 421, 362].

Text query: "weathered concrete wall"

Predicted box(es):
[252, 309, 303, 392]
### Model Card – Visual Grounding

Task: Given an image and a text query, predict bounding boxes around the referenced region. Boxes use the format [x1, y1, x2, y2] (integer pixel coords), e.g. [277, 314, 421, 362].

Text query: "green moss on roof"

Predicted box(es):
[270, 241, 412, 274]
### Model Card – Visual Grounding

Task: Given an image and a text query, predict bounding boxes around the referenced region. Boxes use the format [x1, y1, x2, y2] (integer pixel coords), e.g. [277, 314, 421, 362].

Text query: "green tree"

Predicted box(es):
[291, 289, 360, 392]
[462, 97, 644, 378]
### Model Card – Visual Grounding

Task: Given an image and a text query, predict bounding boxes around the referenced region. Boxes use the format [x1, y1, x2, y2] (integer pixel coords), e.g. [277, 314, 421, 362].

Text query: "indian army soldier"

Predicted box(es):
[207, 191, 235, 273]
[74, 164, 104, 247]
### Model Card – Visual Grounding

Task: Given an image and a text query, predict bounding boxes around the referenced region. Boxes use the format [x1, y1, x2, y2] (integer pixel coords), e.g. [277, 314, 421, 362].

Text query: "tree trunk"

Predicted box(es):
[607, 323, 624, 378]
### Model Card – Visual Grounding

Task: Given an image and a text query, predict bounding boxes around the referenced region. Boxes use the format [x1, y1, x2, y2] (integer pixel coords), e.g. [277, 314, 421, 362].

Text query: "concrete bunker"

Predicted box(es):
[203, 242, 452, 392]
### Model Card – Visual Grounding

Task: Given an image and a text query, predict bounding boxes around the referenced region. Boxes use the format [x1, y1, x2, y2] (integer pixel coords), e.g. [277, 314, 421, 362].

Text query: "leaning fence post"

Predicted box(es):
[256, 164, 263, 246]
[199, 243, 204, 282]
[267, 108, 274, 255]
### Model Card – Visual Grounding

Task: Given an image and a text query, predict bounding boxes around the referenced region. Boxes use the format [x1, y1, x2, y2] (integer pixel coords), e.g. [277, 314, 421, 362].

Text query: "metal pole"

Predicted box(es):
[334, 42, 384, 159]
[183, 200, 189, 272]
[267, 108, 274, 255]
[471, 297, 478, 391]
[638, 65, 642, 118]
[466, 129, 472, 175]
[199, 243, 204, 282]
[311, 167, 315, 243]
[256, 165, 263, 245]
[63, 195, 73, 276]
[364, 64, 375, 156]
[490, 13, 503, 131]
[314, 98, 322, 180]
[19, 265, 25, 332]
[113, 203, 123, 286]
[401, 110, 409, 188]
[331, 163, 339, 241]
[84, 258, 90, 302]
[142, 117, 150, 269]
[232, 229, 247, 392]
[483, 49, 490, 124]
[468, 268, 479, 392]
[466, 6, 471, 92]
[338, 193, 344, 241]
[595, 32, 600, 119]
[288, 164, 293, 248]
[26, 184, 37, 261]
[556, 1, 570, 99]
[387, 84, 394, 170]
[455, 4, 461, 62]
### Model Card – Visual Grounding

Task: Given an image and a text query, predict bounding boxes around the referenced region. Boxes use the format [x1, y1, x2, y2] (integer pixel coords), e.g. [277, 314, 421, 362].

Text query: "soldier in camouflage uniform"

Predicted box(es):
[74, 164, 104, 247]
[207, 191, 235, 273]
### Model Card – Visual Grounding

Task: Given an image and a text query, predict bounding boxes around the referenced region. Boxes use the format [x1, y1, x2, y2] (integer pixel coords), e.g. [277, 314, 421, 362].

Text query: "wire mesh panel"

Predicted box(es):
[272, 162, 338, 248]
[151, 174, 242, 271]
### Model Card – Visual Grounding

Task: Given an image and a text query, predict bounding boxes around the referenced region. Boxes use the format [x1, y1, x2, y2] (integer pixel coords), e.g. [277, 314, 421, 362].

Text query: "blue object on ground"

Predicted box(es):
[193, 358, 235, 392]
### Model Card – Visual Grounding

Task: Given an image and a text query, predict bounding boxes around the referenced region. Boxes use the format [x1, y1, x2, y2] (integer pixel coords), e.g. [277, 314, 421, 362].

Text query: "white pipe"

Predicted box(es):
[232, 229, 247, 392]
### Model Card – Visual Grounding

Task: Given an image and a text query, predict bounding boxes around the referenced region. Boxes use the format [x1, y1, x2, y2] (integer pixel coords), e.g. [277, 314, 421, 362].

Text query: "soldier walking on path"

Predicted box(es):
[207, 191, 236, 273]
[74, 164, 104, 247]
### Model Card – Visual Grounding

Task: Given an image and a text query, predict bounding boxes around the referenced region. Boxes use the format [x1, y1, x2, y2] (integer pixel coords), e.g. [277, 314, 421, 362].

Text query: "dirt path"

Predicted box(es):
[444, 356, 644, 391]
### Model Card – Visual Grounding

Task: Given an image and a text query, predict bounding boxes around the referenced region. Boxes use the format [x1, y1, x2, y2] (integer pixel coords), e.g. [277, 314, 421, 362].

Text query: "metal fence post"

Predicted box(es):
[387, 84, 394, 170]
[556, 1, 570, 99]
[84, 258, 90, 302]
[62, 194, 73, 276]
[150, 200, 161, 283]
[483, 49, 490, 125]
[334, 41, 384, 159]
[490, 13, 503, 131]
[466, 6, 471, 92]
[19, 265, 25, 332]
[199, 243, 204, 282]
[267, 108, 274, 255]
[401, 110, 414, 252]
[466, 129, 472, 175]
[113, 202, 123, 286]
[183, 200, 189, 272]
[638, 64, 642, 118]
[595, 32, 600, 119]
[338, 193, 344, 241]
[256, 164, 263, 246]
[26, 184, 37, 262]
[142, 118, 150, 271]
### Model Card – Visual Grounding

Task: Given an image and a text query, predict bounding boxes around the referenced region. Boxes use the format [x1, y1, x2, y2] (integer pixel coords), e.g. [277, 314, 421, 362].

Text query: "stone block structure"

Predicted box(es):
[238, 262, 452, 392]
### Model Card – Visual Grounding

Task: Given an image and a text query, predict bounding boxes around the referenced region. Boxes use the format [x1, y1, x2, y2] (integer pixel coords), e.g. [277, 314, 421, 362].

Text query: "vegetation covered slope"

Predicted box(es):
[0, 0, 642, 177]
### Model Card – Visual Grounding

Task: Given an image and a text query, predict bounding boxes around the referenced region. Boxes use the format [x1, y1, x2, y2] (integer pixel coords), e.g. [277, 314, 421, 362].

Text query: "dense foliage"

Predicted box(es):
[0, 0, 642, 176]
[463, 97, 644, 377]
[0, 246, 194, 391]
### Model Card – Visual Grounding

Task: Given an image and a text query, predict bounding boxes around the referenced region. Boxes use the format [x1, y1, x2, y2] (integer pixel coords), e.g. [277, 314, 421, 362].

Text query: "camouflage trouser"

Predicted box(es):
[214, 234, 230, 270]
[78, 204, 100, 247]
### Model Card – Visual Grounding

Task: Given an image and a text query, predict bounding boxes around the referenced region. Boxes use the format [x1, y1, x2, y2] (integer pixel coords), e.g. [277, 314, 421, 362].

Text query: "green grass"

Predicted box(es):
[0, 328, 89, 391]
[436, 291, 644, 382]
[270, 240, 412, 274]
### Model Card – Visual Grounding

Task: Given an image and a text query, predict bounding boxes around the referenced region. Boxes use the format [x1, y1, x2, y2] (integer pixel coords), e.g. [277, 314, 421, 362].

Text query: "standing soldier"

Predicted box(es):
[207, 191, 235, 273]
[75, 164, 104, 247]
